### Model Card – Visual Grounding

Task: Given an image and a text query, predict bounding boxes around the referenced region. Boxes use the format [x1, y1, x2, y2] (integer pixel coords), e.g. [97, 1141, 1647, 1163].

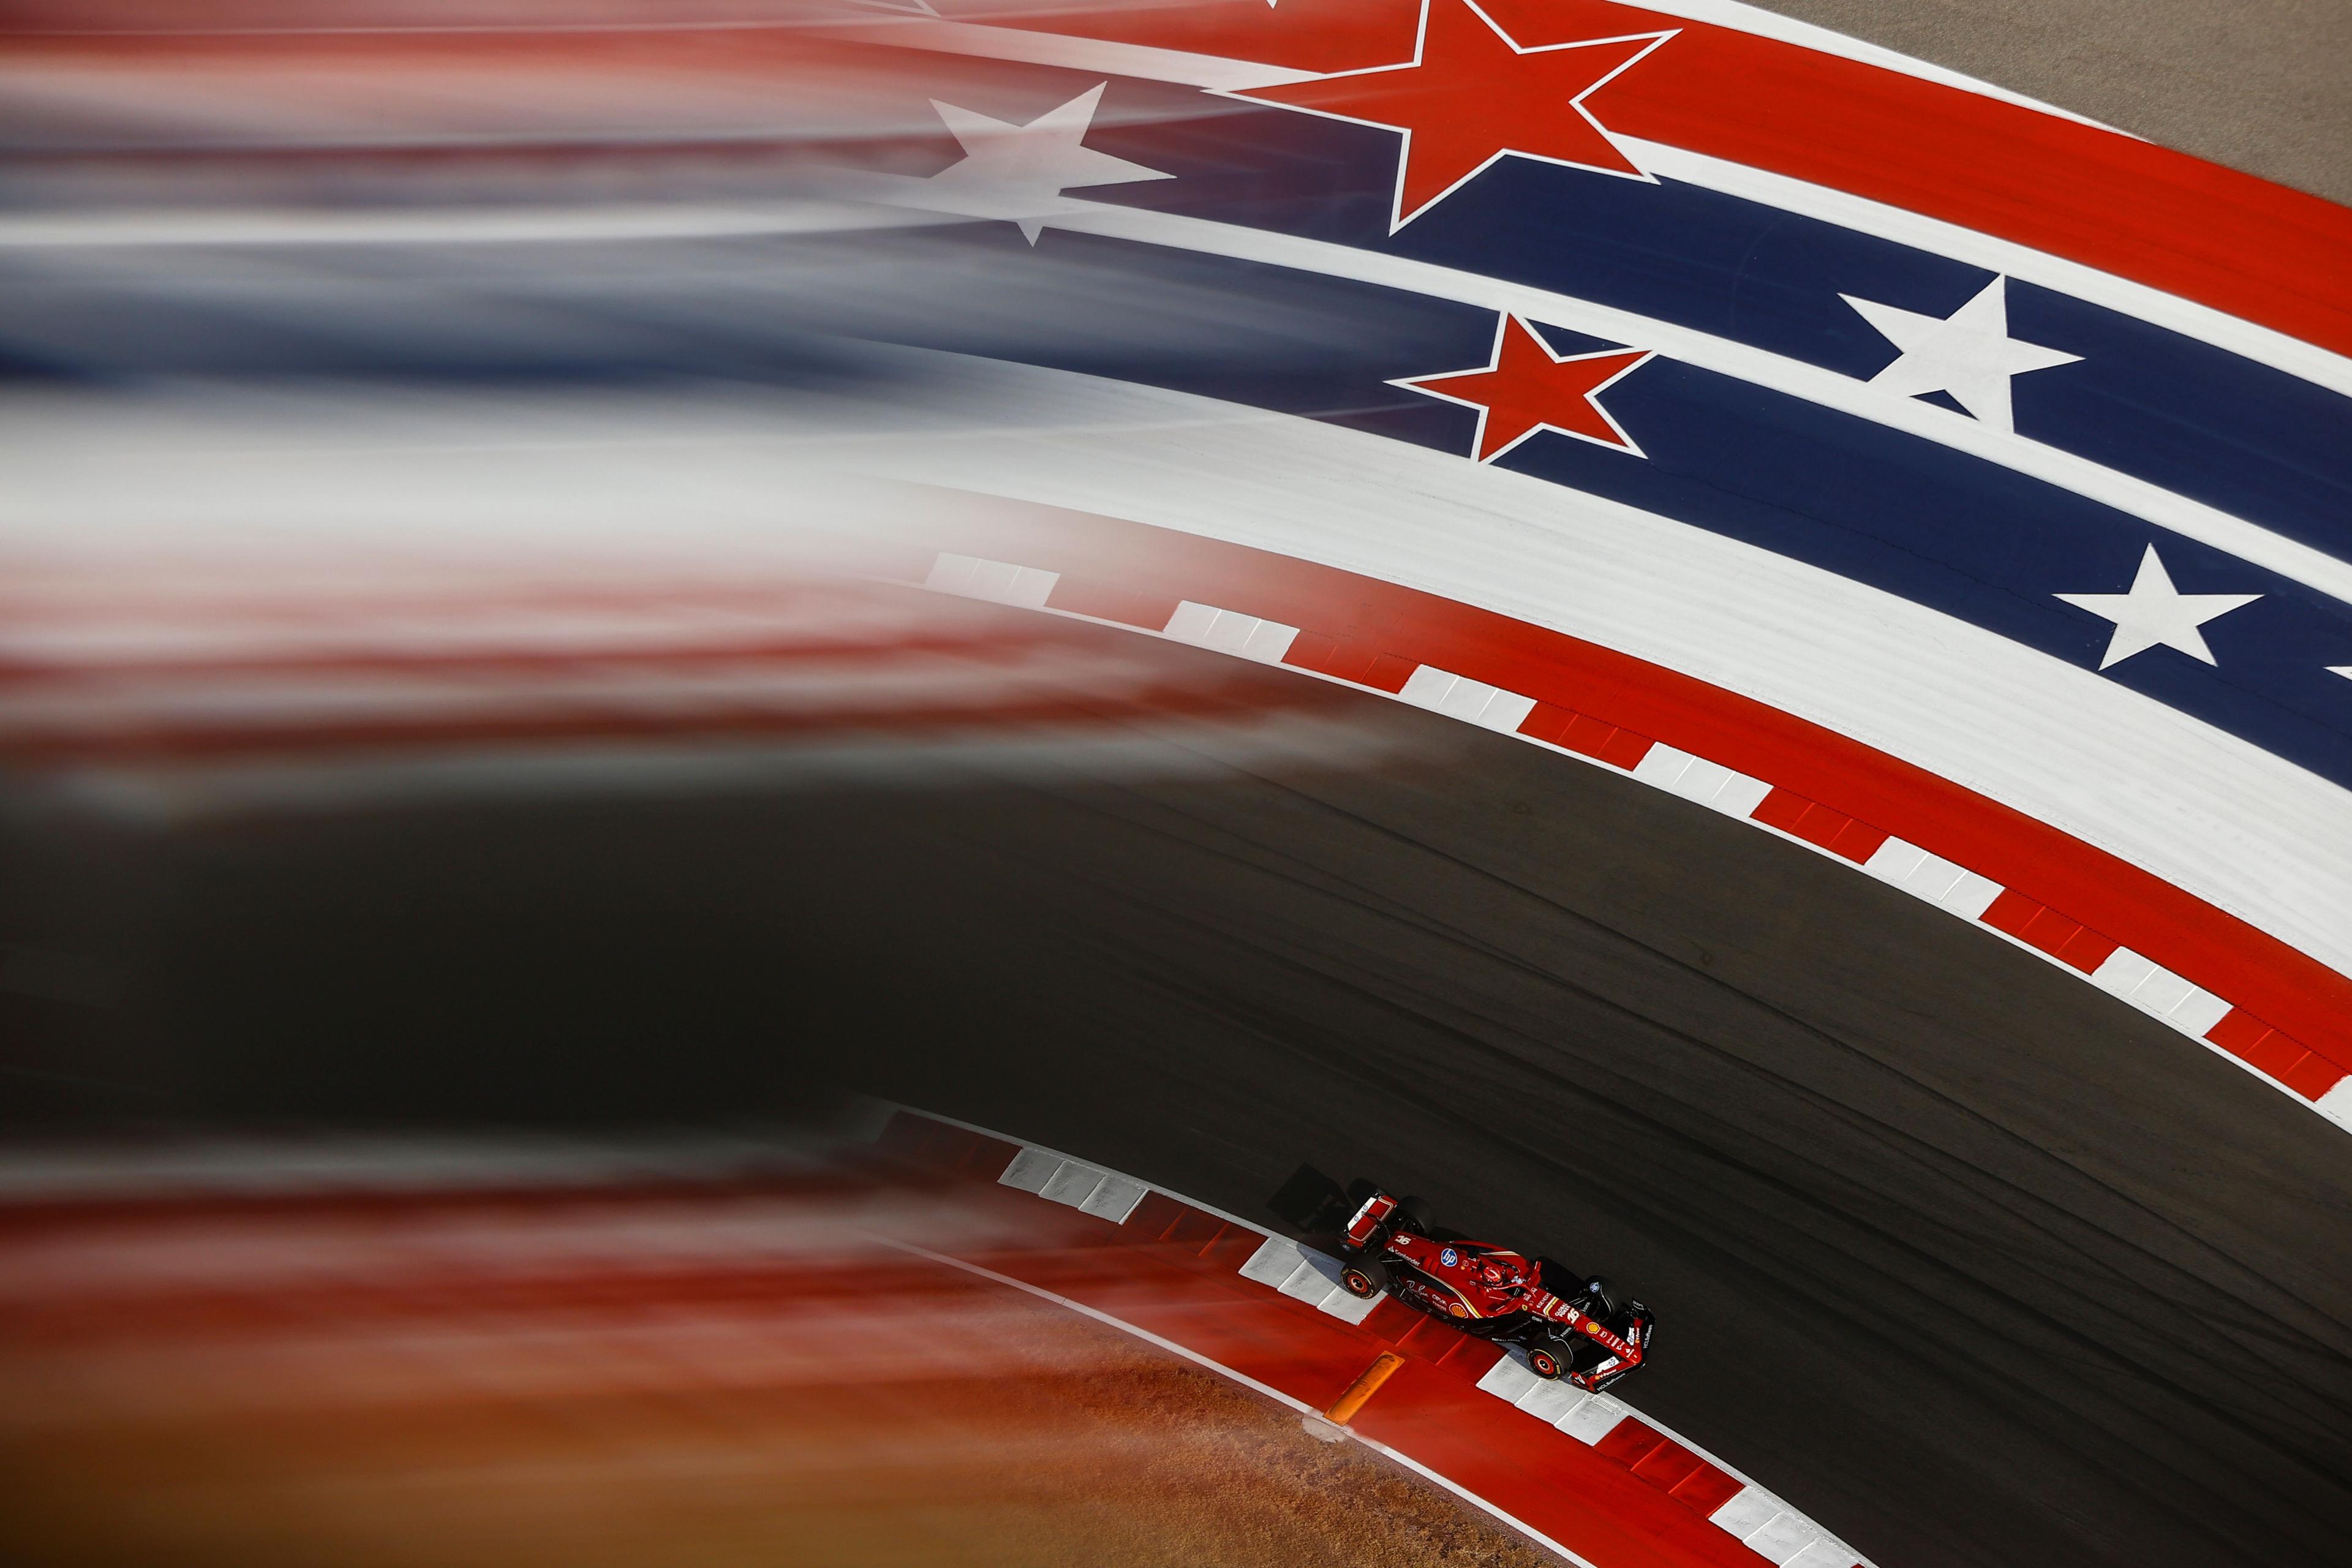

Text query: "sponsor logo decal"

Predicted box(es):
[1440, 1247, 1459, 1267]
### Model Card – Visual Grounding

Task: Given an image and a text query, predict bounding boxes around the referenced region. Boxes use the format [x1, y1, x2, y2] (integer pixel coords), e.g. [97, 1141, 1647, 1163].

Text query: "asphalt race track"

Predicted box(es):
[7, 640, 2346, 1568]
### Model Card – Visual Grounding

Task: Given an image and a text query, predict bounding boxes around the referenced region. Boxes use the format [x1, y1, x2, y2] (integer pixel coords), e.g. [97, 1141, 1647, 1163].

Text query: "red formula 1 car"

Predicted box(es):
[1333, 1187, 1653, 1390]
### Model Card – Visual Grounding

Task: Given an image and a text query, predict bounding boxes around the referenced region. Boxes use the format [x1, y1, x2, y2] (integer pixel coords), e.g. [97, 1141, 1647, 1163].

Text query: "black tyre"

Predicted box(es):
[1526, 1343, 1567, 1380]
[1338, 1264, 1380, 1299]
[1393, 1195, 1434, 1235]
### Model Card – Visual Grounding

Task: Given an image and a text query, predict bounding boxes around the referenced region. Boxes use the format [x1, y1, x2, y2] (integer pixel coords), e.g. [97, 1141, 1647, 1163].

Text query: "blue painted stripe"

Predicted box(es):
[1086, 91, 2352, 568]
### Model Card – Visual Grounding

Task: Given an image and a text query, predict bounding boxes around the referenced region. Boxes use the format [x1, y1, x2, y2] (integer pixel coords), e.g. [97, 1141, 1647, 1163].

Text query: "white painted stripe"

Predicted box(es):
[925, 551, 1058, 609]
[1398, 665, 1539, 733]
[2316, 1078, 2352, 1132]
[0, 199, 963, 250]
[1629, 141, 2352, 401]
[1164, 600, 1300, 663]
[849, 358, 2352, 986]
[816, 17, 1315, 94]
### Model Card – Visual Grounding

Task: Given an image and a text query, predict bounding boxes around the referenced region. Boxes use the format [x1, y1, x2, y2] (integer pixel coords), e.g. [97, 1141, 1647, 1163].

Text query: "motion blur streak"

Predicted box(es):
[0, 1129, 1552, 1567]
[0, 1, 1421, 813]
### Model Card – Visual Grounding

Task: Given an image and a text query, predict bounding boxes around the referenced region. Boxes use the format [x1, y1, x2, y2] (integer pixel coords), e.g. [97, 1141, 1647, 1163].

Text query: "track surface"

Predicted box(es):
[6, 626, 2347, 1567]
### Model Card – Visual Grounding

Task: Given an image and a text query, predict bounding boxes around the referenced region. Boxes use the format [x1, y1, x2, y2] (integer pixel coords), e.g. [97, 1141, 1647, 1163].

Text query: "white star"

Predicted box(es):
[1839, 276, 2080, 434]
[924, 84, 1172, 245]
[2056, 545, 2261, 669]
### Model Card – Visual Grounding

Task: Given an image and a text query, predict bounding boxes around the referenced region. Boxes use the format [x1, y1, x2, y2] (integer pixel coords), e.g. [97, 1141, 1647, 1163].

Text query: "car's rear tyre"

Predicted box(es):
[1526, 1343, 1567, 1381]
[1338, 1264, 1379, 1299]
[1392, 1195, 1434, 1235]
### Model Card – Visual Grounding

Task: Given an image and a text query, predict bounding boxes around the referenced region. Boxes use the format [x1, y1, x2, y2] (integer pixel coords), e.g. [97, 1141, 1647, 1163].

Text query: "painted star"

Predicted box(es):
[2055, 545, 2261, 669]
[1840, 276, 2081, 434]
[1395, 315, 1653, 461]
[924, 84, 1172, 244]
[1229, 0, 1673, 230]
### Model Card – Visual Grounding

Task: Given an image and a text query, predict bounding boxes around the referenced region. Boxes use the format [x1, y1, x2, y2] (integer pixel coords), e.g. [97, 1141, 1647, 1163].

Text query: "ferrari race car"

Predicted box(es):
[1333, 1186, 1653, 1391]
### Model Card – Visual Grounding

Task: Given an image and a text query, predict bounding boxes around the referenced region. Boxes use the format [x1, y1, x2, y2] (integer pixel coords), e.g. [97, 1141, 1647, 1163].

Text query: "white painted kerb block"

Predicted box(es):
[1555, 1390, 1630, 1444]
[1709, 1485, 1784, 1538]
[1863, 837, 2002, 919]
[1743, 1509, 1828, 1566]
[2089, 948, 2231, 1037]
[1398, 665, 1538, 734]
[1632, 744, 1773, 818]
[2316, 1077, 2352, 1132]
[1236, 1235, 1380, 1324]
[997, 1145, 1146, 1224]
[927, 552, 1058, 609]
[1164, 601, 1298, 663]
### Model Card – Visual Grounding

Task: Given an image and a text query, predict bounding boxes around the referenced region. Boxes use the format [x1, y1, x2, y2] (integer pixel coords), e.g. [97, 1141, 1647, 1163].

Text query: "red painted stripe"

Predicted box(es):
[888, 513, 2352, 1083]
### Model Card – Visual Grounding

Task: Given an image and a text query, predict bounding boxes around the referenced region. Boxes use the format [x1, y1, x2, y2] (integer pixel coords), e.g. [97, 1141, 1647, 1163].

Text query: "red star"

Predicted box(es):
[1396, 315, 1652, 461]
[1231, 0, 1673, 230]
